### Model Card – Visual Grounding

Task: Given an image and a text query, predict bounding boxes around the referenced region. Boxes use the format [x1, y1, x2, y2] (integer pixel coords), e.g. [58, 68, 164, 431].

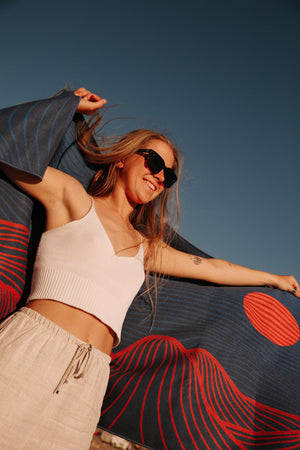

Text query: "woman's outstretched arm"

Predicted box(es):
[148, 242, 300, 297]
[0, 88, 105, 227]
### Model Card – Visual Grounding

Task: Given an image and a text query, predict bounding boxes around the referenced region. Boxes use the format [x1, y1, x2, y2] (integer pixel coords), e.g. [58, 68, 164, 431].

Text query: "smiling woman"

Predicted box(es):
[0, 87, 299, 450]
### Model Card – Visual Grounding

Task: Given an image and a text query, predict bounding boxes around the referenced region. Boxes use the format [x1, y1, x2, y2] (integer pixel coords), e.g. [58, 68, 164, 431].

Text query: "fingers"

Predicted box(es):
[74, 87, 93, 98]
[74, 88, 102, 101]
[288, 276, 300, 297]
[74, 87, 107, 115]
[275, 275, 300, 297]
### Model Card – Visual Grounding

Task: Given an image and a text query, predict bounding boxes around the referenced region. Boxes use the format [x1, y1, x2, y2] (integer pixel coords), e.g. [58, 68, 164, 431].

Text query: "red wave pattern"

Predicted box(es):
[0, 219, 29, 318]
[102, 336, 300, 449]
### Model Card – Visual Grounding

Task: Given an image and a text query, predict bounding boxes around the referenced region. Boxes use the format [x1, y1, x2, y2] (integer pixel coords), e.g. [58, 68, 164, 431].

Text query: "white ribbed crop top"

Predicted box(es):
[27, 199, 145, 346]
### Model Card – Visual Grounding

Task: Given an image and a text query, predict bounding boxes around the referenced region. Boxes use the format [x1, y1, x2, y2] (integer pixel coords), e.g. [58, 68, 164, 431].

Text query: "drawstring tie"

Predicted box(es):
[53, 343, 92, 394]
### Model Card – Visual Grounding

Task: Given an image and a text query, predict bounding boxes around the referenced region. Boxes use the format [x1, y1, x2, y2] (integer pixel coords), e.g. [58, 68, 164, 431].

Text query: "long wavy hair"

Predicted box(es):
[76, 113, 182, 318]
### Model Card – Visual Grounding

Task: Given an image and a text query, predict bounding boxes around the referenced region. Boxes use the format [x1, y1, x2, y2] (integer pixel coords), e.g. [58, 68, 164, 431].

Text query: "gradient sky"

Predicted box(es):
[1, 0, 299, 280]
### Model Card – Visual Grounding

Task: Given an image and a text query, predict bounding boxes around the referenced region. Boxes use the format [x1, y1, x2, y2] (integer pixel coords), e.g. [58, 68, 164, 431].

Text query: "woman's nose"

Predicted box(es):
[154, 169, 165, 184]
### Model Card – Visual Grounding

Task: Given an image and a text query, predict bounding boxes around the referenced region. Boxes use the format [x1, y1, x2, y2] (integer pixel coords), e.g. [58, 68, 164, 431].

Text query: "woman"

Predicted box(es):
[0, 87, 299, 450]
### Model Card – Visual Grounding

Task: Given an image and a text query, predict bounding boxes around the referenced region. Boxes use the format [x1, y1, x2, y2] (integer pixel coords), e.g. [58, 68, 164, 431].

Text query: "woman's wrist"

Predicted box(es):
[262, 272, 278, 288]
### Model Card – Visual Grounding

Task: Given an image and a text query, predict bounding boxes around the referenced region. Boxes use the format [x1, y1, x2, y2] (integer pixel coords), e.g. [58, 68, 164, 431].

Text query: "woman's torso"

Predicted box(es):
[28, 194, 144, 354]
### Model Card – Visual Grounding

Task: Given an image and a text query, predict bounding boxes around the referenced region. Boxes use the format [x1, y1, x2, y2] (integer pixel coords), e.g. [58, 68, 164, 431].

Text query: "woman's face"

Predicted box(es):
[117, 139, 175, 206]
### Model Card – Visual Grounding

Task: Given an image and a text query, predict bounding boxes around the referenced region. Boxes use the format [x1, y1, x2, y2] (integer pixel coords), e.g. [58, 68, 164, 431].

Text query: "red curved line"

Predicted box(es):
[235, 430, 300, 439]
[207, 355, 245, 444]
[0, 255, 27, 267]
[0, 272, 23, 293]
[235, 392, 285, 431]
[256, 401, 300, 425]
[189, 353, 214, 448]
[232, 430, 300, 446]
[0, 283, 19, 316]
[0, 265, 26, 283]
[104, 338, 161, 407]
[0, 261, 26, 274]
[179, 350, 201, 449]
[200, 352, 246, 449]
[107, 339, 158, 400]
[282, 444, 300, 450]
[196, 354, 234, 447]
[212, 359, 245, 426]
[0, 237, 29, 247]
[0, 251, 27, 261]
[0, 244, 27, 253]
[112, 338, 150, 374]
[153, 340, 171, 449]
[211, 361, 263, 432]
[193, 353, 227, 449]
[139, 338, 170, 442]
[0, 220, 29, 233]
[242, 395, 300, 429]
[230, 384, 271, 431]
[212, 364, 296, 434]
[186, 356, 210, 449]
[223, 377, 256, 432]
[202, 354, 249, 450]
[235, 390, 285, 430]
[109, 341, 147, 383]
[106, 353, 145, 399]
[0, 232, 29, 241]
[210, 360, 256, 433]
[105, 339, 164, 429]
[168, 342, 188, 449]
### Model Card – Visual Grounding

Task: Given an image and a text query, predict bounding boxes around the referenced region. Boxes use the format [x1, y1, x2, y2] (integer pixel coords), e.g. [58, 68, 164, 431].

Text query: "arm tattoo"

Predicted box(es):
[192, 255, 203, 265]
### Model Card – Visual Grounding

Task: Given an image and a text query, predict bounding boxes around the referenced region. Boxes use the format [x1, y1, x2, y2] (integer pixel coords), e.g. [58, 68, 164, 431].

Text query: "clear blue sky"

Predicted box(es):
[1, 0, 299, 280]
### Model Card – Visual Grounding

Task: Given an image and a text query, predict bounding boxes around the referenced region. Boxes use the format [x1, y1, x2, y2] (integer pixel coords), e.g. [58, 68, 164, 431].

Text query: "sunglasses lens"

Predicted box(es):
[147, 151, 164, 174]
[138, 149, 177, 188]
[163, 169, 177, 188]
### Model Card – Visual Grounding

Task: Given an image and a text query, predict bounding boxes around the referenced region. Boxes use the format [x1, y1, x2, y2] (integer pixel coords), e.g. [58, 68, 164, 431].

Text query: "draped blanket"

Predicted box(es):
[0, 92, 299, 450]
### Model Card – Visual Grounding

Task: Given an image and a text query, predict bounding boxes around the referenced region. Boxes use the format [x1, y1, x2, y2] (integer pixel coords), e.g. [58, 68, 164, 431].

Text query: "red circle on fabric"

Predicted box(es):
[244, 292, 299, 346]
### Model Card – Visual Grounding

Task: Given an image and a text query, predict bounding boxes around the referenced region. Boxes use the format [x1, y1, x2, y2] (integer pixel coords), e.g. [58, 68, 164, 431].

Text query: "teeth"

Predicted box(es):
[146, 180, 156, 191]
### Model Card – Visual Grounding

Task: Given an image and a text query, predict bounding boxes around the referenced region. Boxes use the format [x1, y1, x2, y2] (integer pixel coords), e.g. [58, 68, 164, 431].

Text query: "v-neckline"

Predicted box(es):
[91, 198, 142, 259]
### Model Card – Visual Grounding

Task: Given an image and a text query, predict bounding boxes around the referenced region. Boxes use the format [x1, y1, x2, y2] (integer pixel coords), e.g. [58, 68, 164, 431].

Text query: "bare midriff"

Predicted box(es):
[27, 300, 115, 355]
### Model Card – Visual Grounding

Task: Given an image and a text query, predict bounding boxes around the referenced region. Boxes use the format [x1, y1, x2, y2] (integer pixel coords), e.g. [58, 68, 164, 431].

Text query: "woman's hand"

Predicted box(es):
[270, 275, 300, 297]
[74, 87, 107, 115]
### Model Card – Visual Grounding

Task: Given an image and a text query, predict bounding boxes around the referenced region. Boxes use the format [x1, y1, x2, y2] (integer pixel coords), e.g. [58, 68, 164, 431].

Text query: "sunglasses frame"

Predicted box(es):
[137, 149, 177, 188]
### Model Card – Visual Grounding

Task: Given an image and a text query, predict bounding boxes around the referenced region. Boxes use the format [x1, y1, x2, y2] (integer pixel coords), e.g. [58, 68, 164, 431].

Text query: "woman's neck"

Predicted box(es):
[102, 187, 136, 219]
[94, 192, 135, 225]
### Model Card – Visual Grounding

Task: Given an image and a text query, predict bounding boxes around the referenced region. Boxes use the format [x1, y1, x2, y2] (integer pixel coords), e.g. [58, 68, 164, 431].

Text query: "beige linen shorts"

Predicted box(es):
[0, 307, 111, 450]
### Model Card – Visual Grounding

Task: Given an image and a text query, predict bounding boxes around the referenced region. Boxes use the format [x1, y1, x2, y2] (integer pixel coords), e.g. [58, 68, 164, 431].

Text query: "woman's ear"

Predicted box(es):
[116, 161, 124, 168]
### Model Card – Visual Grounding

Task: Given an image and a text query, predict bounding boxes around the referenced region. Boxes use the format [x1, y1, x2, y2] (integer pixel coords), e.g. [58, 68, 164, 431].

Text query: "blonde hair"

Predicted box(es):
[76, 114, 182, 319]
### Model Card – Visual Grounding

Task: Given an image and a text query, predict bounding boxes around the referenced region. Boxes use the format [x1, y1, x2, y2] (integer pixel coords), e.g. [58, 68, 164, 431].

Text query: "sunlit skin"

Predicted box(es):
[24, 145, 173, 356]
[0, 87, 299, 358]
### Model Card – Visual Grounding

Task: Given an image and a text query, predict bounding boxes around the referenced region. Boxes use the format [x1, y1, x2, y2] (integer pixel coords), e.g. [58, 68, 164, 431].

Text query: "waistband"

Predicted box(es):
[18, 307, 111, 366]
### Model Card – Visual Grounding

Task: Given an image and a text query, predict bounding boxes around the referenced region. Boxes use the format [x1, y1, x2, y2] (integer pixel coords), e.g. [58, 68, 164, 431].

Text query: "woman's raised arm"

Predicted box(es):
[0, 88, 106, 227]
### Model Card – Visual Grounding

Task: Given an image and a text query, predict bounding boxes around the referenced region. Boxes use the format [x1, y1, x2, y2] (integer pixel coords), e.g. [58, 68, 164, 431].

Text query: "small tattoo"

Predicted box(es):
[192, 256, 203, 265]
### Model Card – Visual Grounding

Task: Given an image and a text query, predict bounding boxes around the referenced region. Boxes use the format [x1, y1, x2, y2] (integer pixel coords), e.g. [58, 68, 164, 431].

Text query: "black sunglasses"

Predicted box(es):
[137, 149, 177, 188]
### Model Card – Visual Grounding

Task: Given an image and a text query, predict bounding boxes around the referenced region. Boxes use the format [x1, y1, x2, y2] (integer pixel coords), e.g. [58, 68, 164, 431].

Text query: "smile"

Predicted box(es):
[145, 180, 157, 191]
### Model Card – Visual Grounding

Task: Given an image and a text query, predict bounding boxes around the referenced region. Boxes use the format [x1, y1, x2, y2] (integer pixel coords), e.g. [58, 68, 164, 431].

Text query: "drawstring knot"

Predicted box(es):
[54, 343, 92, 394]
